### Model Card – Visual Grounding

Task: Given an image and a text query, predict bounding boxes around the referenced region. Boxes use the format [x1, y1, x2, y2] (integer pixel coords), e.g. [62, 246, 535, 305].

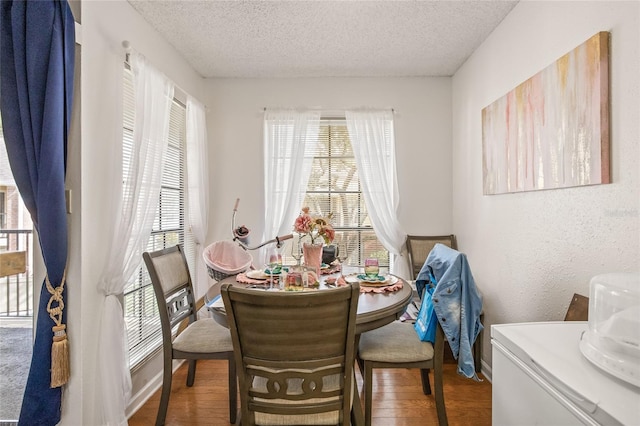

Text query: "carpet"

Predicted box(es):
[0, 327, 32, 422]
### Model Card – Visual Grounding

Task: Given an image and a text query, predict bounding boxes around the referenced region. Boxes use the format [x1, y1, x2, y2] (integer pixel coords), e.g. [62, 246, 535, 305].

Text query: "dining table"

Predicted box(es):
[205, 266, 413, 334]
[203, 265, 414, 426]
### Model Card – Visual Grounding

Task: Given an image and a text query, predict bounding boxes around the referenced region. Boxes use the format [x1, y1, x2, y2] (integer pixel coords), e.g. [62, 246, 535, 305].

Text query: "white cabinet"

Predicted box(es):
[491, 322, 640, 425]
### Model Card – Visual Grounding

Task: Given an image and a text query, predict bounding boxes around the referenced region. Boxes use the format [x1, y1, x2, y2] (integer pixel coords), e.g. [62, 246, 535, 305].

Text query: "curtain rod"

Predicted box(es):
[122, 40, 208, 110]
[262, 107, 396, 114]
[262, 107, 398, 120]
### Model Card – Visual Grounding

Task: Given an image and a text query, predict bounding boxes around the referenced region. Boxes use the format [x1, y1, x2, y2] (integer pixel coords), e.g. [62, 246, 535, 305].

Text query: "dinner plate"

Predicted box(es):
[246, 269, 269, 280]
[344, 273, 398, 287]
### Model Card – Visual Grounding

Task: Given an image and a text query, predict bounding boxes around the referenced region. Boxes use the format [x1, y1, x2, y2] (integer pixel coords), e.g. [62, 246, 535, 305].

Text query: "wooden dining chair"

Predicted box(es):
[406, 234, 482, 373]
[221, 281, 360, 426]
[358, 321, 448, 426]
[143, 245, 237, 426]
[406, 234, 457, 280]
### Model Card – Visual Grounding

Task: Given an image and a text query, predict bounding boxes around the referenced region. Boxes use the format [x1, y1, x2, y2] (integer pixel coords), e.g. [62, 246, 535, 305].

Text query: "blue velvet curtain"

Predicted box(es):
[0, 1, 75, 424]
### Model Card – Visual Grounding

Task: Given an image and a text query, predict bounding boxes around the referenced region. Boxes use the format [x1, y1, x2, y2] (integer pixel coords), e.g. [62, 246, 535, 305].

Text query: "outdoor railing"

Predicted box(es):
[0, 229, 33, 317]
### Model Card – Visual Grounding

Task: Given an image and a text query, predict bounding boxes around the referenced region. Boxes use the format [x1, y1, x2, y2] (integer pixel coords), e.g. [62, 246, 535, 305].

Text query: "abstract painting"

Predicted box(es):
[482, 32, 610, 195]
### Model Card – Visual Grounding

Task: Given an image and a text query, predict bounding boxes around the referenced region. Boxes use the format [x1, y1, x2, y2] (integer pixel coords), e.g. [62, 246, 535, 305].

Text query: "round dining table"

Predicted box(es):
[204, 268, 413, 335]
[204, 267, 413, 426]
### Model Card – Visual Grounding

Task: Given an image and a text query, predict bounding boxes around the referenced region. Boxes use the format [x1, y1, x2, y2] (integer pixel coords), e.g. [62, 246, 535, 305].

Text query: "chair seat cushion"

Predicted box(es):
[359, 321, 434, 363]
[173, 318, 233, 353]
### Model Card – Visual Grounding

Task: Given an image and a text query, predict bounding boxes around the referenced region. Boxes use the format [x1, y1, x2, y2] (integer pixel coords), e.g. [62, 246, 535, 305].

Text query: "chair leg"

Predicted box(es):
[228, 354, 237, 424]
[156, 356, 173, 426]
[351, 377, 365, 426]
[420, 368, 432, 395]
[474, 313, 484, 373]
[434, 361, 448, 426]
[355, 336, 364, 376]
[364, 362, 373, 426]
[474, 335, 482, 373]
[186, 359, 197, 387]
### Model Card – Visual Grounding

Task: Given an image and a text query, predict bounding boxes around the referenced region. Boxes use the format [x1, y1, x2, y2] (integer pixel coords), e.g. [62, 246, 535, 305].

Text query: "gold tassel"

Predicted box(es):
[51, 324, 70, 388]
[46, 271, 69, 388]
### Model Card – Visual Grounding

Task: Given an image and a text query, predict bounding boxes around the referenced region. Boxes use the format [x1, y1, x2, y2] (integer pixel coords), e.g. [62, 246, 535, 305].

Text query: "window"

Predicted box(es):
[121, 67, 195, 369]
[295, 119, 389, 267]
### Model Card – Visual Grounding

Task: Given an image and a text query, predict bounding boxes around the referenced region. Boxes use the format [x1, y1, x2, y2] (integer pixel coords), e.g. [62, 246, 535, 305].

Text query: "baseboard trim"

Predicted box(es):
[481, 359, 492, 383]
[125, 360, 185, 419]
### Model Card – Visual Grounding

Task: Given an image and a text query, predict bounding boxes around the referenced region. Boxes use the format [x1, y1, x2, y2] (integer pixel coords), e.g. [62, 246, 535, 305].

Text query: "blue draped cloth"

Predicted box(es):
[0, 1, 75, 424]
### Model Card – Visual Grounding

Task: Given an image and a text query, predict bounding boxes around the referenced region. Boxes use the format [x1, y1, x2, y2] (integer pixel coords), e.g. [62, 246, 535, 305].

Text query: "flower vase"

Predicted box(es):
[302, 242, 323, 275]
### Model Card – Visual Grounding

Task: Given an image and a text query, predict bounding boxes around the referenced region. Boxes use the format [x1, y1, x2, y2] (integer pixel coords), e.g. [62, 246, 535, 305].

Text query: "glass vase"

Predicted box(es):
[302, 242, 323, 275]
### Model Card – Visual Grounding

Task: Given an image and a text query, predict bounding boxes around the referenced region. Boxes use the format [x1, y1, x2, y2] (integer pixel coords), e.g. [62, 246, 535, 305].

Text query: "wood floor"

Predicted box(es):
[128, 359, 492, 426]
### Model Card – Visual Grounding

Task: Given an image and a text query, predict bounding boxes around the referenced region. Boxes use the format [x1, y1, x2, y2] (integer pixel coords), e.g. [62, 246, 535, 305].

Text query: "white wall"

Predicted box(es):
[452, 0, 640, 371]
[74, 1, 206, 424]
[204, 77, 453, 255]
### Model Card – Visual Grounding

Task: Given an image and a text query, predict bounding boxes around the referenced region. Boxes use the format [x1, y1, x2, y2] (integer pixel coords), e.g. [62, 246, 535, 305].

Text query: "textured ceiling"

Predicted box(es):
[127, 0, 518, 78]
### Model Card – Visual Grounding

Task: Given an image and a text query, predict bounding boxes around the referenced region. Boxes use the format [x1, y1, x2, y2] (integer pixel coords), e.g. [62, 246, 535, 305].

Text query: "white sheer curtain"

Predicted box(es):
[346, 109, 409, 278]
[95, 51, 174, 426]
[263, 109, 321, 260]
[186, 96, 209, 298]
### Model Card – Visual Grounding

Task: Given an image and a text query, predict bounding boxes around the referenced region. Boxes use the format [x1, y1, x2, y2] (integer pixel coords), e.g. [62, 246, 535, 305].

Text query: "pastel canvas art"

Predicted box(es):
[482, 32, 610, 195]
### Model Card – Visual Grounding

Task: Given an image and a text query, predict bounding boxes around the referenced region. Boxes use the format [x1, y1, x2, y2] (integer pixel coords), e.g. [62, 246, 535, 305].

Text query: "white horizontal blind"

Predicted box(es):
[122, 67, 194, 370]
[286, 119, 389, 267]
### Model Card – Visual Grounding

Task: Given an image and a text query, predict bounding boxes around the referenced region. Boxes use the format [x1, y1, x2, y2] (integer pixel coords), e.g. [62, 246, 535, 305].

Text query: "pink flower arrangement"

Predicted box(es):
[293, 207, 335, 245]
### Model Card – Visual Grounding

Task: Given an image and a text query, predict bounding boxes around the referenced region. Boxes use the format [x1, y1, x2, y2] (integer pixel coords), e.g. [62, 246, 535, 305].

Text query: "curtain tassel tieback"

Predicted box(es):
[46, 272, 69, 388]
[51, 324, 69, 388]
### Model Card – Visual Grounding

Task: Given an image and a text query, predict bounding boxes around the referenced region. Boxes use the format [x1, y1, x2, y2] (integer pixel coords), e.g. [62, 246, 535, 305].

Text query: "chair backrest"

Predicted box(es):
[406, 235, 457, 280]
[221, 282, 360, 426]
[143, 245, 197, 347]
